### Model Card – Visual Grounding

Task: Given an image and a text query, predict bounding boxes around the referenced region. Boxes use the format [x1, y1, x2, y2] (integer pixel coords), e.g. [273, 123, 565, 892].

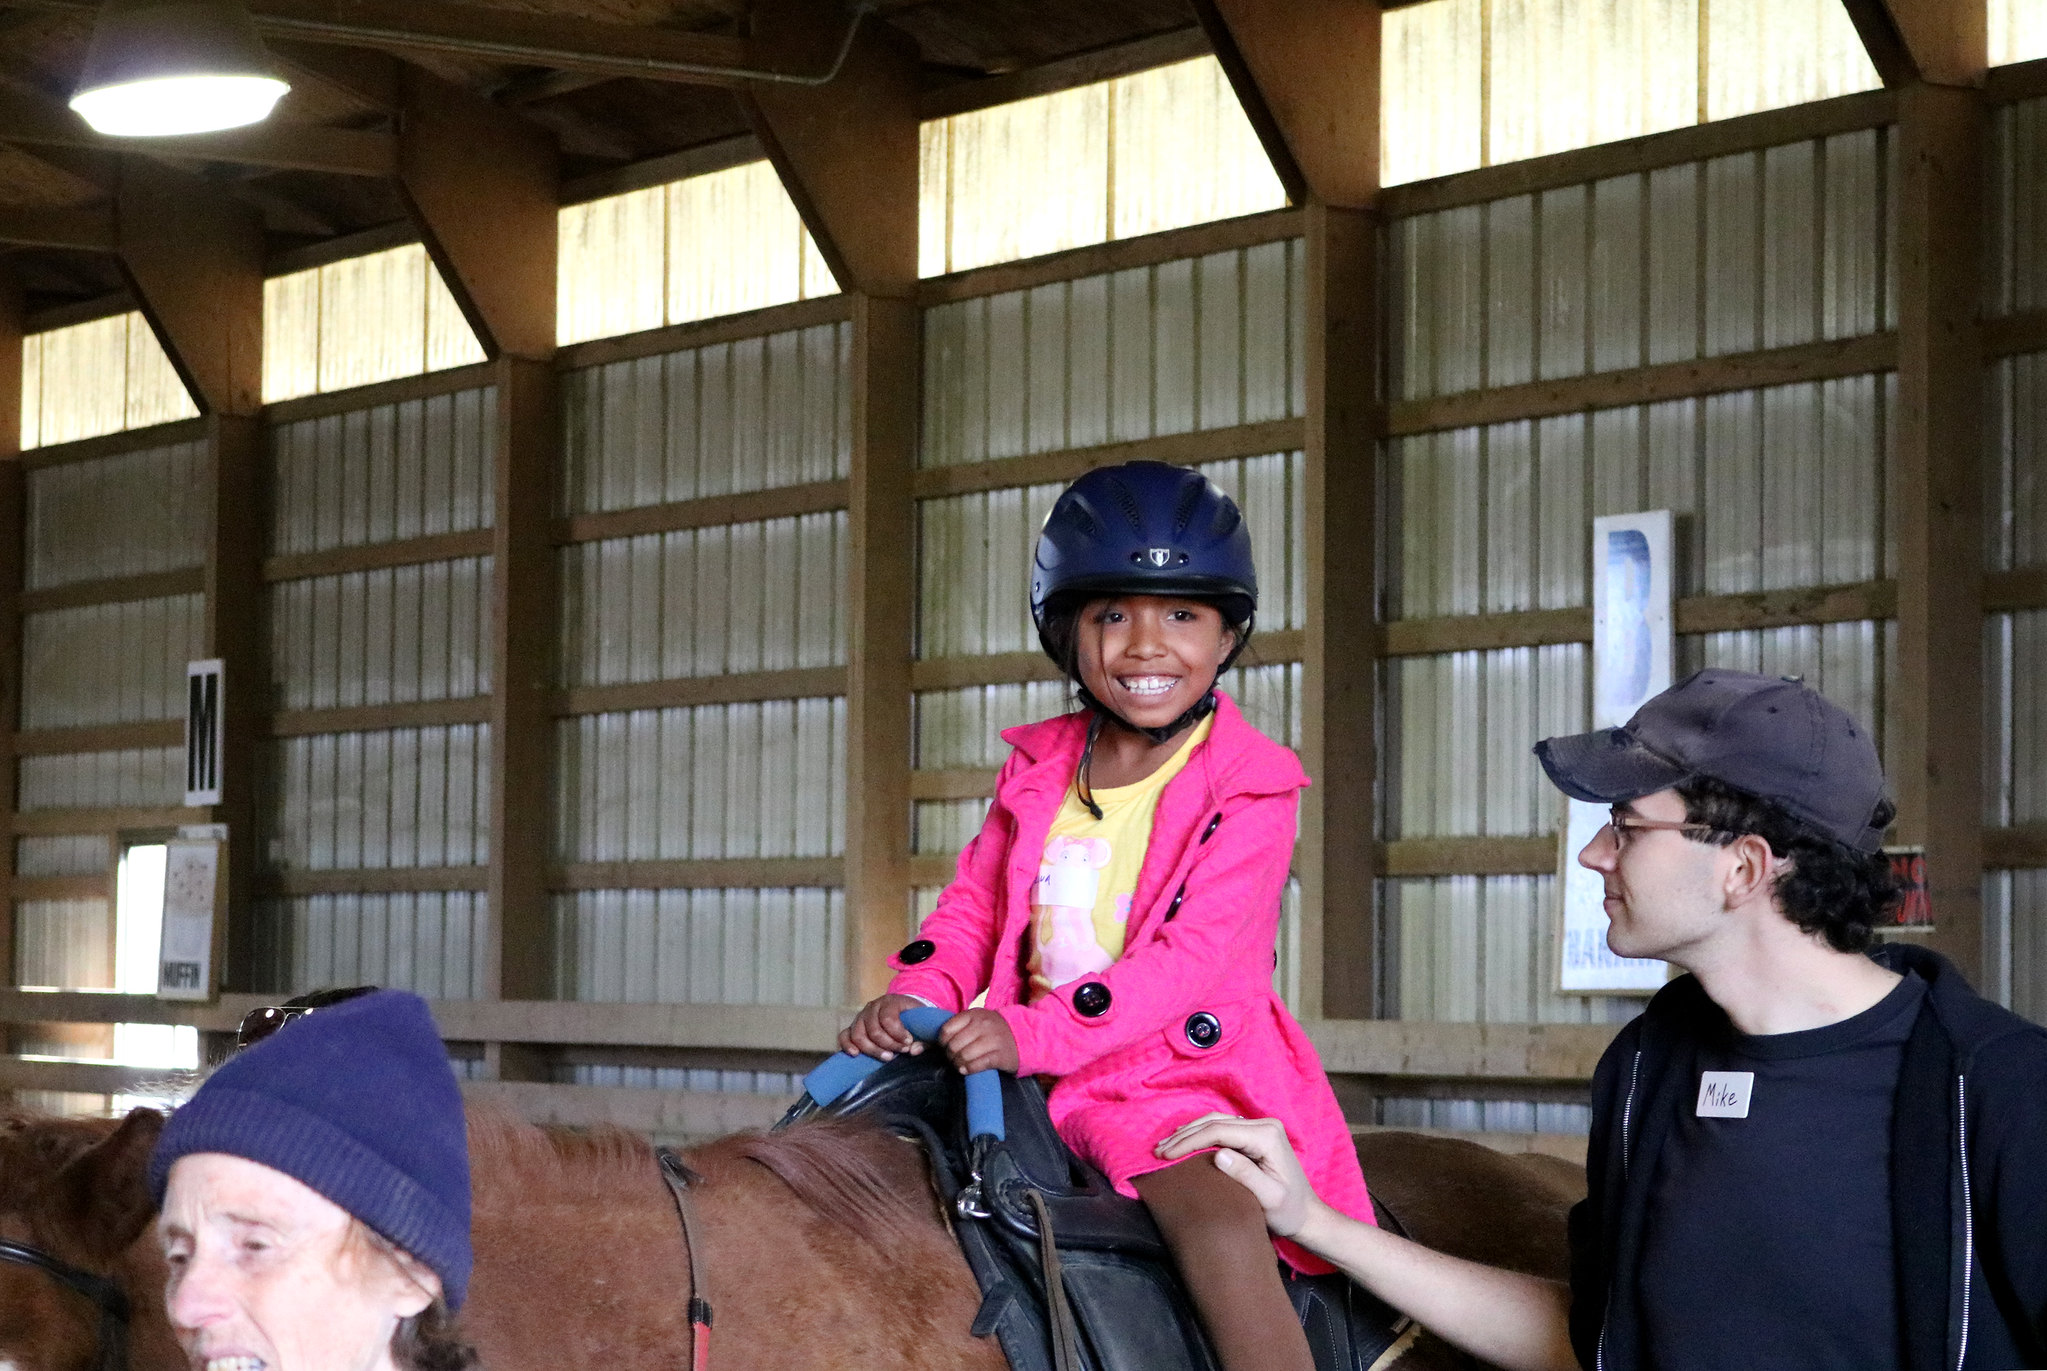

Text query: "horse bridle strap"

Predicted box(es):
[0, 1237, 131, 1371]
[655, 1148, 713, 1371]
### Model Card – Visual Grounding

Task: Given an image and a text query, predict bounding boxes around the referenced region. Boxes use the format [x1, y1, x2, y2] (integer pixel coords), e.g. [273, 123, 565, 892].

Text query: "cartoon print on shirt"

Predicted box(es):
[1035, 835, 1114, 986]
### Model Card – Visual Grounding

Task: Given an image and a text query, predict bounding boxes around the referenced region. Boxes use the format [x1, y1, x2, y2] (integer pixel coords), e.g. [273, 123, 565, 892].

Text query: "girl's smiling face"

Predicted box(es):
[1074, 595, 1235, 731]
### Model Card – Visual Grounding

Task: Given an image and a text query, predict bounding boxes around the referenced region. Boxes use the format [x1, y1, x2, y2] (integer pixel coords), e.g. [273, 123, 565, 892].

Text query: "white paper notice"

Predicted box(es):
[157, 840, 219, 1002]
[1559, 510, 1676, 994]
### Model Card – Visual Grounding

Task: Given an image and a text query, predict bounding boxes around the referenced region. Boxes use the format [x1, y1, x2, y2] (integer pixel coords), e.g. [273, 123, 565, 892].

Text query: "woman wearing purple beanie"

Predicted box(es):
[149, 988, 475, 1371]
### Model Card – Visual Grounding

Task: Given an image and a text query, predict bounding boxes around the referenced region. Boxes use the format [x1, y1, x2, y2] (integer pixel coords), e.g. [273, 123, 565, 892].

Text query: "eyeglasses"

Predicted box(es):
[235, 985, 379, 1050]
[1606, 809, 1725, 850]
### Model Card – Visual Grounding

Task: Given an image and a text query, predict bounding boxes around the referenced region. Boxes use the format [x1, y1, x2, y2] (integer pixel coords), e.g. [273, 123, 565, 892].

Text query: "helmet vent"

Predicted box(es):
[1171, 478, 1205, 537]
[1108, 478, 1146, 533]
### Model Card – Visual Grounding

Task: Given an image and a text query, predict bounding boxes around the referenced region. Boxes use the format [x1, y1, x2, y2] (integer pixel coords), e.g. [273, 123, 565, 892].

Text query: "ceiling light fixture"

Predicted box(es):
[69, 0, 290, 137]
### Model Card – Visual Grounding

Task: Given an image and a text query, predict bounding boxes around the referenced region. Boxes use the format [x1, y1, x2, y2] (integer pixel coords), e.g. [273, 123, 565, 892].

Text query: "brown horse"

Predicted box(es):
[0, 1104, 1578, 1371]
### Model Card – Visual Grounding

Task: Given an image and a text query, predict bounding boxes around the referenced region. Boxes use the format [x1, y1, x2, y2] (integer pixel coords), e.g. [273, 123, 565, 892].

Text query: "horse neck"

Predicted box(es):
[114, 1227, 188, 1371]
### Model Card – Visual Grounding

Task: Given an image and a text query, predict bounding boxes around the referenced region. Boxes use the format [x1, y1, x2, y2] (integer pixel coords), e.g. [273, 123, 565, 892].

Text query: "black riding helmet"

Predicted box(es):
[1031, 462, 1257, 775]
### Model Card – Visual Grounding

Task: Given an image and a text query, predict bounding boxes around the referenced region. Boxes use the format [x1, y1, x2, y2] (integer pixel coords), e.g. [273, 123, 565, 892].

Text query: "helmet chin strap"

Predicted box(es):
[1073, 688, 1218, 821]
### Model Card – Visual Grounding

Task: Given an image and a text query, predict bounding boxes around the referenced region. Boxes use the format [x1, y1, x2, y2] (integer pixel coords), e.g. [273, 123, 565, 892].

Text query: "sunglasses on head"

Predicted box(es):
[235, 985, 380, 1050]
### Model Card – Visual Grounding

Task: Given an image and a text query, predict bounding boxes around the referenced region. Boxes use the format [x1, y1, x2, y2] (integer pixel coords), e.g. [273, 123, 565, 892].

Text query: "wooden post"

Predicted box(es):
[116, 160, 267, 990]
[1195, 0, 1384, 1019]
[0, 274, 23, 996]
[394, 74, 560, 1059]
[1892, 80, 1987, 982]
[487, 358, 558, 1012]
[1301, 206, 1382, 1021]
[743, 0, 921, 1003]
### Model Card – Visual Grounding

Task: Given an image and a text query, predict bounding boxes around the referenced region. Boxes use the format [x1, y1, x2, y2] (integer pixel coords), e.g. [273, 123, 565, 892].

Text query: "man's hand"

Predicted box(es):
[839, 993, 926, 1060]
[938, 1008, 1019, 1075]
[1156, 1113, 1326, 1239]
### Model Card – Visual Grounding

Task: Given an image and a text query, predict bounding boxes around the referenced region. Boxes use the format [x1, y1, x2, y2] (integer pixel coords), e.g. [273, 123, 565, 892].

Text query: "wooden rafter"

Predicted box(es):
[1839, 0, 1989, 88]
[0, 203, 114, 251]
[1191, 0, 1382, 208]
[394, 68, 558, 361]
[116, 160, 264, 416]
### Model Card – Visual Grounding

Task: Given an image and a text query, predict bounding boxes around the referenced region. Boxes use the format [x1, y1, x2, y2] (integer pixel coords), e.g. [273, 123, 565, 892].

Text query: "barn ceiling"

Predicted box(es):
[0, 0, 1202, 317]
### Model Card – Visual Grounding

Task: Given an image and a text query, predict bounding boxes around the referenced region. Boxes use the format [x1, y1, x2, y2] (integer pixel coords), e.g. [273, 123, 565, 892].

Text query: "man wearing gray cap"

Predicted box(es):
[1160, 669, 2047, 1370]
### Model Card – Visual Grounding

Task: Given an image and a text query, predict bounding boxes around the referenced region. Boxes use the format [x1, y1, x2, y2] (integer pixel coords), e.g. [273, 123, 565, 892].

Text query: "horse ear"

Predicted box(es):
[51, 1107, 166, 1259]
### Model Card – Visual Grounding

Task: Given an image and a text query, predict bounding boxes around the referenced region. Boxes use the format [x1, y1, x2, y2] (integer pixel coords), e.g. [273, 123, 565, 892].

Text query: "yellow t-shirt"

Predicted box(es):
[1027, 714, 1214, 1000]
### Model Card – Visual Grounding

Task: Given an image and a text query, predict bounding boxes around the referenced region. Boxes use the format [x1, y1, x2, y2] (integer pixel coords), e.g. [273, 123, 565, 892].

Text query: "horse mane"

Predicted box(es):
[0, 1109, 129, 1211]
[463, 1103, 659, 1203]
[706, 1114, 932, 1247]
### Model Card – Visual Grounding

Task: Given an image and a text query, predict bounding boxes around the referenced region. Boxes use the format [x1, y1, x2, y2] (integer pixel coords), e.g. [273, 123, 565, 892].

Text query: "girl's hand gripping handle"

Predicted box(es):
[803, 1005, 1007, 1141]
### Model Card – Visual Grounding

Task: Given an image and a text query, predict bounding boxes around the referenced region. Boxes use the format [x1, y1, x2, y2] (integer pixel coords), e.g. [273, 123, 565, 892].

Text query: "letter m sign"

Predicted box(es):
[185, 659, 224, 806]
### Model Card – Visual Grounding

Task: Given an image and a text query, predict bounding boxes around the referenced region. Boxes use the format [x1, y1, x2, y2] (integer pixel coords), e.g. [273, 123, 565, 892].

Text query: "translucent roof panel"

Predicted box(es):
[1385, 0, 1883, 187]
[22, 312, 199, 450]
[919, 56, 1287, 278]
[558, 159, 836, 348]
[262, 242, 485, 404]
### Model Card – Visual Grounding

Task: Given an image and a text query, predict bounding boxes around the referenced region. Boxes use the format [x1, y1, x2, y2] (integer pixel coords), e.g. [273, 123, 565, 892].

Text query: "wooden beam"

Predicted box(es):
[18, 417, 208, 471]
[1193, 0, 1381, 207]
[0, 204, 115, 252]
[916, 208, 1302, 306]
[0, 272, 22, 993]
[261, 529, 493, 583]
[1984, 310, 2047, 361]
[552, 858, 845, 891]
[559, 134, 765, 207]
[1891, 83, 1987, 981]
[116, 161, 264, 417]
[741, 0, 921, 298]
[1381, 581, 1898, 657]
[554, 481, 849, 546]
[462, 1080, 796, 1140]
[909, 768, 1002, 801]
[269, 698, 492, 738]
[0, 82, 396, 176]
[258, 361, 496, 427]
[552, 667, 848, 718]
[910, 419, 1307, 501]
[1380, 89, 1898, 220]
[1839, 0, 1988, 88]
[260, 866, 488, 896]
[1379, 836, 1557, 878]
[486, 359, 559, 1011]
[206, 415, 268, 992]
[11, 806, 211, 836]
[910, 629, 1308, 692]
[1299, 205, 1382, 1020]
[11, 874, 111, 902]
[13, 721, 182, 756]
[553, 295, 852, 372]
[1388, 334, 1898, 437]
[395, 69, 559, 362]
[1986, 566, 2047, 612]
[1306, 1019, 1617, 1083]
[17, 568, 206, 615]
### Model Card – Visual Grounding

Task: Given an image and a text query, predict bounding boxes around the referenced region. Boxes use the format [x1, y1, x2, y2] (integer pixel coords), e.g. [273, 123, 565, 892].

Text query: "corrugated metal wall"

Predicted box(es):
[553, 322, 852, 1023]
[913, 246, 1310, 996]
[1984, 95, 2047, 1025]
[922, 242, 1304, 467]
[256, 386, 498, 995]
[1380, 119, 1899, 1126]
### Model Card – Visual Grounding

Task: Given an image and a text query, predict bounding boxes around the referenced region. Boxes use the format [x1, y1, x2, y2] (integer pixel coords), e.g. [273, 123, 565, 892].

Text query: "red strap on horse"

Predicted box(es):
[658, 1148, 714, 1371]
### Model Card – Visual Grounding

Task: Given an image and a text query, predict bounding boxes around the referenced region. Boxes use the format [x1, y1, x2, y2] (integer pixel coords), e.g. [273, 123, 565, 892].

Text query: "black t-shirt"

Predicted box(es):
[1636, 970, 1927, 1371]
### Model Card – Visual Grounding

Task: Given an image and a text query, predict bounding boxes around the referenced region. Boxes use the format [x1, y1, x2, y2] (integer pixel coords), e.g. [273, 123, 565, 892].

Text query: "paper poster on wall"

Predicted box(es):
[1559, 511, 1676, 994]
[157, 839, 220, 1001]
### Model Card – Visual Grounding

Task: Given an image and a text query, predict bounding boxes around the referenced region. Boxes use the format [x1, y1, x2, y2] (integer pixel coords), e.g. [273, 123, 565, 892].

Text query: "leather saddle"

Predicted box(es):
[779, 1050, 1413, 1371]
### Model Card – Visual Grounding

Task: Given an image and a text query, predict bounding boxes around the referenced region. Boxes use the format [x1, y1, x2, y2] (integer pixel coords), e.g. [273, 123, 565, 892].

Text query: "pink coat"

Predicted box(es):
[888, 692, 1375, 1271]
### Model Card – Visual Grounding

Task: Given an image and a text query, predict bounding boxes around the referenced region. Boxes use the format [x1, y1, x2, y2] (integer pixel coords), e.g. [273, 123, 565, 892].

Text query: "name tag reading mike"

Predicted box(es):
[1696, 1070, 1754, 1118]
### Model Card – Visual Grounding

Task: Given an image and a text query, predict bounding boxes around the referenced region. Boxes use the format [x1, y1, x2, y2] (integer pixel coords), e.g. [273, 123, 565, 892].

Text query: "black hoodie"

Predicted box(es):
[1568, 944, 2047, 1370]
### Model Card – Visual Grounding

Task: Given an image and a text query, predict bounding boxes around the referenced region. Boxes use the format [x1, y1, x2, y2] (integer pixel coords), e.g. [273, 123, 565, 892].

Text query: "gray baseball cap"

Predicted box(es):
[1534, 669, 1891, 853]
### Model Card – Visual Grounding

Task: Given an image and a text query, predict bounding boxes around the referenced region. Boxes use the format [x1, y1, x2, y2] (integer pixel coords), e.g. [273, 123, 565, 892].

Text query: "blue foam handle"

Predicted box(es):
[802, 1004, 1006, 1141]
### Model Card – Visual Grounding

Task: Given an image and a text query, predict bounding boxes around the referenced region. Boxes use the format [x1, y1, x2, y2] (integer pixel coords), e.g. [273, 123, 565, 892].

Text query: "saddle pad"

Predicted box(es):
[781, 1050, 1411, 1371]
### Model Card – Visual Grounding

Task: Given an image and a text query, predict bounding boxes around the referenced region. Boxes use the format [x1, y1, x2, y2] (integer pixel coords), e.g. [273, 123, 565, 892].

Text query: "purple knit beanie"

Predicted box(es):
[148, 989, 473, 1309]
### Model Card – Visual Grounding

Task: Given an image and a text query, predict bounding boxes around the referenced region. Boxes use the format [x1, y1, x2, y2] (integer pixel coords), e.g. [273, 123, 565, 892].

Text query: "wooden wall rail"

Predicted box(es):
[262, 531, 494, 583]
[19, 568, 206, 615]
[0, 989, 1620, 1084]
[554, 480, 850, 544]
[911, 419, 1306, 500]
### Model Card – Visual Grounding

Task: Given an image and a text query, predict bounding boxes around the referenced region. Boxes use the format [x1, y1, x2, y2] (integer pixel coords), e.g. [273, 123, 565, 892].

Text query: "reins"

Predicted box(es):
[655, 1147, 714, 1371]
[0, 1236, 130, 1371]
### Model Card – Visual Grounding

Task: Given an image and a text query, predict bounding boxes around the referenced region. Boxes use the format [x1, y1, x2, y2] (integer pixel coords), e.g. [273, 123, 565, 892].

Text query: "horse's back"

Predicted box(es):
[1355, 1130, 1583, 1286]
